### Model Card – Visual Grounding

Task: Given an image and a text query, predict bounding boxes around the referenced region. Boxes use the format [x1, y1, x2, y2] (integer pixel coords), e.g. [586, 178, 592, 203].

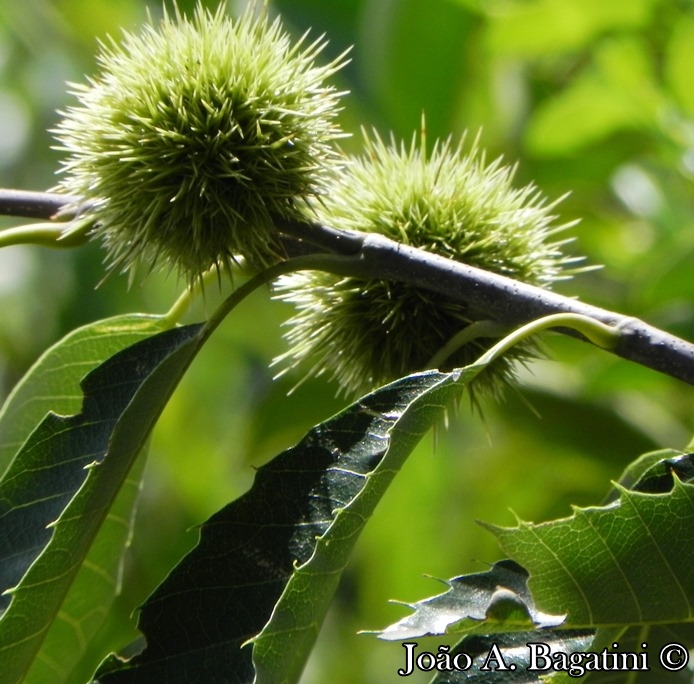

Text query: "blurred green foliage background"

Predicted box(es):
[1, 0, 693, 681]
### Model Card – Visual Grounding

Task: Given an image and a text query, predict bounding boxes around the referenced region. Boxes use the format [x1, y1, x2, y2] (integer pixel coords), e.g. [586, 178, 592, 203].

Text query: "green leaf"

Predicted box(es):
[0, 314, 169, 684]
[375, 560, 564, 642]
[608, 450, 694, 499]
[486, 453, 694, 627]
[94, 366, 484, 684]
[0, 320, 204, 684]
[89, 313, 622, 683]
[0, 314, 166, 474]
[382, 454, 694, 683]
[23, 454, 147, 684]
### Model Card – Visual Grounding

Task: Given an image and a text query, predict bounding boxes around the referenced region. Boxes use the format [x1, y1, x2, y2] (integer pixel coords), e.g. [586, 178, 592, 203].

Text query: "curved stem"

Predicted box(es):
[0, 222, 90, 249]
[427, 320, 510, 369]
[478, 313, 621, 368]
[200, 251, 362, 344]
[161, 266, 232, 329]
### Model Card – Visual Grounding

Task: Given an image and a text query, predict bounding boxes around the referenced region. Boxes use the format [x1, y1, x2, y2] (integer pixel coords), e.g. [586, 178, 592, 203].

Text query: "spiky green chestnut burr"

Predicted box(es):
[53, 3, 346, 281]
[274, 132, 580, 399]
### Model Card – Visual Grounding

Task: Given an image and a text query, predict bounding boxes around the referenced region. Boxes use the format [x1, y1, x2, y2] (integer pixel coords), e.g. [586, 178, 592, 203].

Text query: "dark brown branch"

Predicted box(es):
[278, 218, 694, 385]
[0, 189, 81, 220]
[357, 234, 694, 384]
[3, 189, 694, 386]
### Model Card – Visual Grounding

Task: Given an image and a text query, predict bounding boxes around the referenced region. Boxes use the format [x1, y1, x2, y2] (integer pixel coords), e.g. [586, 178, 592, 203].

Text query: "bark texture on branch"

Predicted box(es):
[3, 189, 694, 386]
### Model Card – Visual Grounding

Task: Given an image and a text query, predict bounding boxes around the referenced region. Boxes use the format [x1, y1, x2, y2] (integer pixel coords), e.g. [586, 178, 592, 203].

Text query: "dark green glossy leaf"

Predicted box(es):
[608, 450, 694, 498]
[0, 321, 203, 684]
[0, 314, 166, 475]
[94, 366, 486, 683]
[0, 314, 170, 684]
